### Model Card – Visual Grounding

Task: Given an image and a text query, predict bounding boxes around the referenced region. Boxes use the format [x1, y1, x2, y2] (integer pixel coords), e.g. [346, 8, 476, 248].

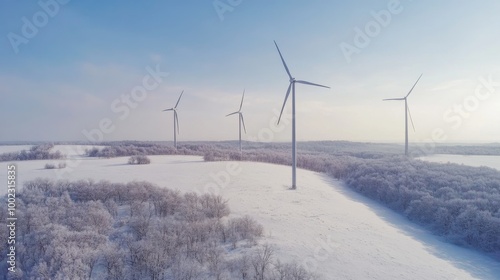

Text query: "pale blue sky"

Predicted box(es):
[1, 0, 499, 143]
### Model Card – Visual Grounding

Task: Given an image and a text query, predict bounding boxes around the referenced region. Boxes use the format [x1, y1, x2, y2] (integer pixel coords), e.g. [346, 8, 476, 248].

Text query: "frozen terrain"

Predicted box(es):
[420, 154, 500, 171]
[0, 145, 33, 154]
[1, 145, 499, 279]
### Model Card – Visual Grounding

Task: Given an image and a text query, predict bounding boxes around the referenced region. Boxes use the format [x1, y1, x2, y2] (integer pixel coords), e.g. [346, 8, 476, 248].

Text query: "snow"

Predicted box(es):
[419, 154, 500, 171]
[1, 145, 499, 279]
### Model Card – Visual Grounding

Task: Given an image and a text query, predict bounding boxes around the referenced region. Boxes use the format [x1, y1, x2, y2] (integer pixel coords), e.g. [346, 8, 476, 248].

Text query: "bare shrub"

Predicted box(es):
[104, 199, 118, 217]
[200, 194, 230, 219]
[84, 147, 100, 157]
[252, 244, 275, 280]
[44, 162, 67, 170]
[0, 144, 64, 162]
[227, 216, 264, 248]
[228, 255, 251, 280]
[129, 216, 151, 240]
[128, 155, 151, 165]
[103, 244, 125, 280]
[170, 257, 203, 280]
[44, 163, 56, 169]
[273, 260, 320, 280]
[206, 244, 228, 280]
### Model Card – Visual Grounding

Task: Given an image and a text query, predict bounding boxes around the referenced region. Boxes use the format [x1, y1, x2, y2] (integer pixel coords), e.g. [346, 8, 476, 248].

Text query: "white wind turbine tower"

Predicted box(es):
[226, 89, 247, 154]
[383, 74, 423, 156]
[274, 41, 330, 190]
[162, 90, 184, 149]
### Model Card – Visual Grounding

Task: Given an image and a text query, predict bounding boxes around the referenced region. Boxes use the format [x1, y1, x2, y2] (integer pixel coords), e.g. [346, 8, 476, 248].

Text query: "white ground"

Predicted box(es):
[1, 146, 500, 279]
[0, 145, 33, 154]
[419, 154, 500, 171]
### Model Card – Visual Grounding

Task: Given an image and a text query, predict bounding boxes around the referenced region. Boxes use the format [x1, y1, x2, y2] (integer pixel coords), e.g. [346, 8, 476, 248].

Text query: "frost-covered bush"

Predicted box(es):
[128, 155, 151, 165]
[45, 162, 67, 169]
[84, 146, 100, 157]
[0, 144, 64, 162]
[226, 215, 264, 248]
[44, 163, 56, 169]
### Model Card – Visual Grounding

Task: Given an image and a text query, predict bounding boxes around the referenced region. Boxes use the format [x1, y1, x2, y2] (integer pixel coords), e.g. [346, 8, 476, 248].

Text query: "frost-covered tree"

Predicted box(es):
[4, 178, 320, 279]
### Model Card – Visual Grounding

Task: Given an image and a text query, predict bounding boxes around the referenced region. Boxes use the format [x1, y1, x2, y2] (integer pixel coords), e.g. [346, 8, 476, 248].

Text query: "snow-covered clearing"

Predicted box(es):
[420, 154, 500, 171]
[0, 145, 33, 154]
[1, 145, 499, 279]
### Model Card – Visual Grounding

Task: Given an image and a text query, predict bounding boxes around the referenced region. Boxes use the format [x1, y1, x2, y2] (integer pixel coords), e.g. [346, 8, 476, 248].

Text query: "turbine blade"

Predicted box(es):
[407, 105, 416, 132]
[239, 89, 245, 111]
[274, 41, 293, 80]
[163, 108, 174, 111]
[295, 80, 330, 89]
[175, 90, 184, 108]
[240, 113, 247, 134]
[383, 98, 405, 101]
[226, 112, 239, 117]
[405, 74, 423, 98]
[278, 83, 292, 125]
[175, 111, 180, 134]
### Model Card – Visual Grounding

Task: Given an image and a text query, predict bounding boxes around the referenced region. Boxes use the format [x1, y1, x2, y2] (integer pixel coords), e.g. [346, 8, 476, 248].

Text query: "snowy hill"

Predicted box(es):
[1, 146, 499, 279]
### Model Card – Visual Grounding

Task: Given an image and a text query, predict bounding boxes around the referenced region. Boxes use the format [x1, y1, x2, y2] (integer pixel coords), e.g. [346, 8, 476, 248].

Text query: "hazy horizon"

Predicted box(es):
[1, 140, 499, 147]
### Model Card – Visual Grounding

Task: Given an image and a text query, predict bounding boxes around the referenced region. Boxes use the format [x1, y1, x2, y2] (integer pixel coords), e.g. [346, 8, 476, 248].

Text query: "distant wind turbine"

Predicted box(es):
[274, 41, 330, 190]
[383, 74, 423, 156]
[226, 89, 247, 154]
[162, 90, 184, 149]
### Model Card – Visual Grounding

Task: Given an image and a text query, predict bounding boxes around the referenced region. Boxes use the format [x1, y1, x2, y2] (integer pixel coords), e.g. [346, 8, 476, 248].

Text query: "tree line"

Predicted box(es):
[0, 144, 64, 162]
[203, 147, 500, 258]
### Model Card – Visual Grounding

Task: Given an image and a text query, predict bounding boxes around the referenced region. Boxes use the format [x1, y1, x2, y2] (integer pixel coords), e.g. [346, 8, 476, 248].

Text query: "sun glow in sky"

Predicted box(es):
[1, 0, 499, 143]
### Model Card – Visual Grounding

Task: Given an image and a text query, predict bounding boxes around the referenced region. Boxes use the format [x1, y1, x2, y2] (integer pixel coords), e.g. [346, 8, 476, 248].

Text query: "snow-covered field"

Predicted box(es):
[420, 154, 500, 171]
[0, 145, 33, 154]
[1, 145, 500, 279]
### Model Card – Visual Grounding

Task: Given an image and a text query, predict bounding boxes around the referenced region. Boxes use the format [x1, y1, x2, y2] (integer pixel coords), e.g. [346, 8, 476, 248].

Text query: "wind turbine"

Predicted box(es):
[162, 90, 184, 149]
[274, 41, 330, 190]
[383, 74, 423, 156]
[226, 89, 247, 154]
